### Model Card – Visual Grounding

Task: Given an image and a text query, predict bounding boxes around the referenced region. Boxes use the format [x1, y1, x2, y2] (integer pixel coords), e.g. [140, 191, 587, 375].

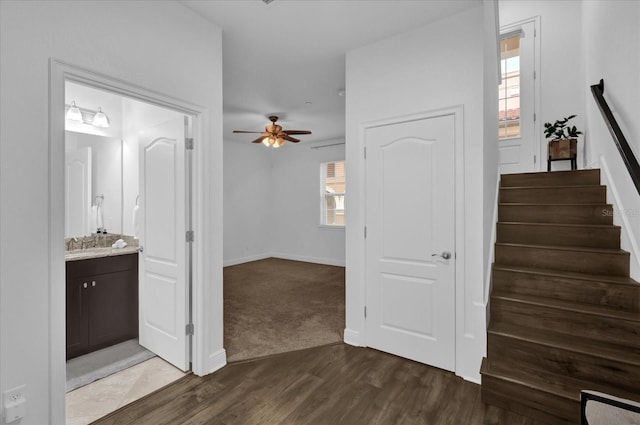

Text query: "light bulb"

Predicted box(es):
[66, 101, 83, 122]
[262, 137, 271, 146]
[273, 138, 284, 148]
[92, 107, 110, 128]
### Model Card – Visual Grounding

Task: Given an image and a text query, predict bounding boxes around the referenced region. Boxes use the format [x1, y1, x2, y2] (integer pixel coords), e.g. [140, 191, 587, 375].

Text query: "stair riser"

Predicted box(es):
[492, 268, 640, 313]
[490, 298, 640, 349]
[499, 204, 614, 225]
[488, 333, 640, 394]
[500, 187, 606, 204]
[497, 223, 620, 249]
[495, 244, 629, 276]
[481, 377, 577, 425]
[501, 169, 601, 188]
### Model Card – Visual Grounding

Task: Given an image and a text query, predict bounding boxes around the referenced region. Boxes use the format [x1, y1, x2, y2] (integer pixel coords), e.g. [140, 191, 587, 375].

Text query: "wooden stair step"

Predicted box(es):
[495, 243, 630, 276]
[481, 358, 578, 425]
[490, 294, 640, 349]
[481, 356, 640, 425]
[487, 323, 640, 394]
[498, 203, 614, 225]
[492, 265, 640, 312]
[497, 222, 621, 249]
[501, 169, 601, 188]
[500, 185, 607, 204]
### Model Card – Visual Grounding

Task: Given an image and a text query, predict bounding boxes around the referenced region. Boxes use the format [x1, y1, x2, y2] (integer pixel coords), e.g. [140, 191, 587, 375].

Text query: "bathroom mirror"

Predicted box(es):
[65, 131, 123, 237]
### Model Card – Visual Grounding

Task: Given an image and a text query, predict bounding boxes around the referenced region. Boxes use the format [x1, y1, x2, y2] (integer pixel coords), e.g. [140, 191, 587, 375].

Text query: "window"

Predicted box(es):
[321, 161, 345, 226]
[498, 33, 521, 139]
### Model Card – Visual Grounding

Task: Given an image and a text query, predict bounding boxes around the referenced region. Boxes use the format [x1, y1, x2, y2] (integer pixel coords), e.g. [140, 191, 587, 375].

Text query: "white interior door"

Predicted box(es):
[499, 20, 536, 174]
[138, 117, 189, 371]
[65, 146, 91, 237]
[365, 114, 456, 371]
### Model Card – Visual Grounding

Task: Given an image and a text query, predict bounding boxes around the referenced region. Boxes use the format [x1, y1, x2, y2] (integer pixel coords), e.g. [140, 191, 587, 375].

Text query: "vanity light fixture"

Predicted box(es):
[91, 107, 110, 128]
[64, 102, 111, 128]
[66, 101, 83, 122]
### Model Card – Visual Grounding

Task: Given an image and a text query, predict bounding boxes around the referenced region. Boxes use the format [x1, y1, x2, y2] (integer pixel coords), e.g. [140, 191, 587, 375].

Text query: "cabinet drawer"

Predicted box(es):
[66, 253, 137, 278]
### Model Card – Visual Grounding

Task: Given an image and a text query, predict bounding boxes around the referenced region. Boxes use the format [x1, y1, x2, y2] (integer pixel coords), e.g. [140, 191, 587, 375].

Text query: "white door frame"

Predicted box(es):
[48, 59, 214, 419]
[356, 105, 465, 375]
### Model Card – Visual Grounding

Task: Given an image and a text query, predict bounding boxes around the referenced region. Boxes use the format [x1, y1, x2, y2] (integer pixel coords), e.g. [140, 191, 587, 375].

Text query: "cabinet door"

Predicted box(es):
[88, 269, 138, 350]
[66, 277, 89, 360]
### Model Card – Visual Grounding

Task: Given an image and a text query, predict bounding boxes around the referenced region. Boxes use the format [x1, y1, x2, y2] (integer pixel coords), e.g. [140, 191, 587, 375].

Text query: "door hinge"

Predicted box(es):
[185, 138, 194, 150]
[364, 226, 367, 238]
[534, 155, 537, 164]
[533, 70, 537, 79]
[364, 147, 367, 159]
[364, 306, 367, 318]
[533, 113, 537, 122]
[186, 323, 194, 336]
[186, 230, 194, 242]
[534, 28, 537, 37]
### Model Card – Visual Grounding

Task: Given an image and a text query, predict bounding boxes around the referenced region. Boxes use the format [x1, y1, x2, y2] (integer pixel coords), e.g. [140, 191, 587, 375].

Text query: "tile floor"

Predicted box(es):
[66, 356, 187, 425]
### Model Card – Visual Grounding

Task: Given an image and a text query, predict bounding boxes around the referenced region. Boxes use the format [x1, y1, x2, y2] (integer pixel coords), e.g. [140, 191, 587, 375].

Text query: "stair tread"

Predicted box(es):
[498, 222, 621, 230]
[493, 264, 639, 286]
[501, 185, 604, 190]
[488, 322, 640, 366]
[499, 202, 612, 206]
[501, 170, 598, 178]
[495, 242, 629, 255]
[481, 357, 640, 404]
[491, 293, 640, 321]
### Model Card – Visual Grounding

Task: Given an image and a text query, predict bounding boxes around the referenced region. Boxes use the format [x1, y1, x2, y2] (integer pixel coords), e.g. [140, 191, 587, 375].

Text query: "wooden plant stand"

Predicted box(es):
[548, 138, 577, 171]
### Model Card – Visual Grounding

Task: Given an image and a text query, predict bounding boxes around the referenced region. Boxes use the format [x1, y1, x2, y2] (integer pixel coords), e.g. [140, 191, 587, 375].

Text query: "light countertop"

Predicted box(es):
[65, 245, 139, 262]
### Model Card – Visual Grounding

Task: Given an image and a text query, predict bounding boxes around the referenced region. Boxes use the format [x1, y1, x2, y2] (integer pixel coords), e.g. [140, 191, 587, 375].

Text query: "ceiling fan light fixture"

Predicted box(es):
[273, 138, 285, 148]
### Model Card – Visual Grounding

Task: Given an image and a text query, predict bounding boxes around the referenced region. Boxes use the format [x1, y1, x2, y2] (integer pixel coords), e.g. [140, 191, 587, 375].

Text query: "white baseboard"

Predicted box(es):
[205, 348, 227, 375]
[223, 253, 271, 267]
[270, 252, 346, 267]
[343, 328, 362, 346]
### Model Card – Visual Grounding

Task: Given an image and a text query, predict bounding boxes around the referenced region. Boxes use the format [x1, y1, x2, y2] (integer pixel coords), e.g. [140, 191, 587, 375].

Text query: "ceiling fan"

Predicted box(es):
[233, 115, 312, 148]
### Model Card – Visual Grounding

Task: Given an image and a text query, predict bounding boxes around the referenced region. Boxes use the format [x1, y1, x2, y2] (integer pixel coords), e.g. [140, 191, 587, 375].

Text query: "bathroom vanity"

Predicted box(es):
[66, 250, 138, 360]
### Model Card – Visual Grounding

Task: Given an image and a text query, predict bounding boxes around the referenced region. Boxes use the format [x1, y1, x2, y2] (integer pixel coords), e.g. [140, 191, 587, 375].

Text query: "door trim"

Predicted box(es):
[48, 59, 219, 422]
[357, 105, 465, 375]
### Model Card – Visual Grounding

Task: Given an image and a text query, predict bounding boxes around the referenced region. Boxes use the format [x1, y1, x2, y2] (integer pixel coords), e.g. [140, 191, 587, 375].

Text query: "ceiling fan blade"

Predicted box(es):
[233, 130, 263, 134]
[251, 135, 266, 143]
[282, 135, 300, 143]
[283, 130, 312, 135]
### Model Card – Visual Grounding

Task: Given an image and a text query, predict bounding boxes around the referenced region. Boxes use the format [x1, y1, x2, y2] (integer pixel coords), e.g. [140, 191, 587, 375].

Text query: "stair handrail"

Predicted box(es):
[590, 78, 640, 195]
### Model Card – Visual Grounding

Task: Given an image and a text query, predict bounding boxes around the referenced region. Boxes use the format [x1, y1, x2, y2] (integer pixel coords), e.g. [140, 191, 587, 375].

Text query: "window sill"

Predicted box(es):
[318, 225, 345, 231]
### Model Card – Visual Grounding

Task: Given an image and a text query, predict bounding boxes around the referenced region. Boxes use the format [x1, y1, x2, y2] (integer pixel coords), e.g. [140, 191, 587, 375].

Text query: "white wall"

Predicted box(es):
[223, 140, 273, 265]
[582, 0, 640, 279]
[0, 1, 223, 424]
[500, 0, 585, 170]
[345, 4, 492, 382]
[223, 139, 346, 267]
[270, 140, 346, 266]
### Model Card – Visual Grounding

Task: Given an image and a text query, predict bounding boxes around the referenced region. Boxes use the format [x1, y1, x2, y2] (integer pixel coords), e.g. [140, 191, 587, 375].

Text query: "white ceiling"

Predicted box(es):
[180, 0, 481, 145]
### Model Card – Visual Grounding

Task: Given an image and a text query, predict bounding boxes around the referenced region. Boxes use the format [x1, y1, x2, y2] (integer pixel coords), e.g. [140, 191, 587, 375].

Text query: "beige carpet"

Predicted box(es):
[224, 257, 345, 362]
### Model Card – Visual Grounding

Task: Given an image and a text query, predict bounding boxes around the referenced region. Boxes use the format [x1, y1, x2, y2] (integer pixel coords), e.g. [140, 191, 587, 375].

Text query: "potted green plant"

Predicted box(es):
[544, 115, 583, 171]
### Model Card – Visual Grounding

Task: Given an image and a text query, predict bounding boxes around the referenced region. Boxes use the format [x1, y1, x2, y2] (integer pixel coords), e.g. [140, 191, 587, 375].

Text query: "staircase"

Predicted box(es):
[481, 169, 640, 425]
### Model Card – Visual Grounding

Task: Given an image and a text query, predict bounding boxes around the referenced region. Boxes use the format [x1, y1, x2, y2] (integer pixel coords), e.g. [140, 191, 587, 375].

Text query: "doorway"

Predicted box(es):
[49, 61, 207, 424]
[498, 18, 540, 174]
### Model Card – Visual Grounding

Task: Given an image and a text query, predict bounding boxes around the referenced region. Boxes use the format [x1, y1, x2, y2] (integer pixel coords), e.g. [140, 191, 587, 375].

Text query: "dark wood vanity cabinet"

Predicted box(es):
[66, 253, 138, 360]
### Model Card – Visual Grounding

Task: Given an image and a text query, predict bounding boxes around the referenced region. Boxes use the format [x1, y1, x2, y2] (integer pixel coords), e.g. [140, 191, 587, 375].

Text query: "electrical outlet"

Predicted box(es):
[3, 386, 25, 405]
[3, 385, 26, 423]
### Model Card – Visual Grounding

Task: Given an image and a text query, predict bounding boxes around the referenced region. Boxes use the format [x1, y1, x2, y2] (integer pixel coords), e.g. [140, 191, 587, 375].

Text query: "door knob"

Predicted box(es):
[432, 251, 452, 260]
[138, 245, 144, 253]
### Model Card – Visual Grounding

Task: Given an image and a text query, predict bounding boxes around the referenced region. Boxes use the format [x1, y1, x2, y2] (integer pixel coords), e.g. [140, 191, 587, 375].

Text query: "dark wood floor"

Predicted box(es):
[93, 343, 546, 425]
